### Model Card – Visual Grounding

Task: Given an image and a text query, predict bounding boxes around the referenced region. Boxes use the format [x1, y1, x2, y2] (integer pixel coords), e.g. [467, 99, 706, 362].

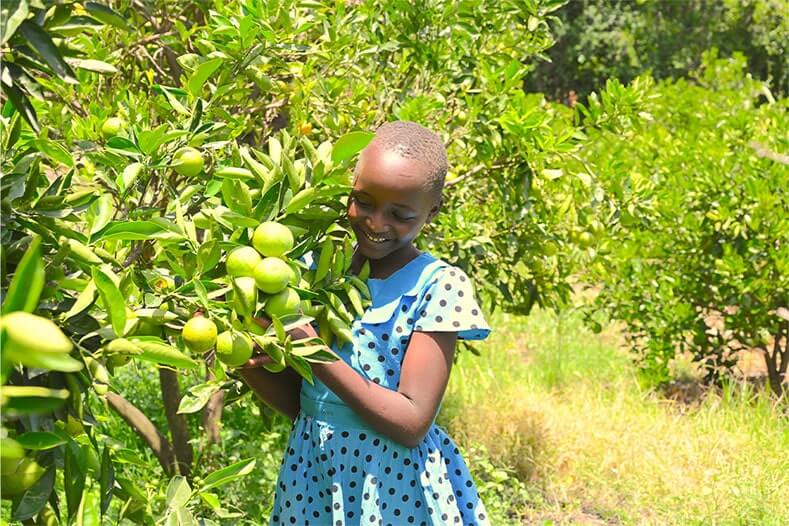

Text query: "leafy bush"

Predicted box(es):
[528, 0, 788, 100]
[1, 0, 616, 522]
[581, 52, 788, 394]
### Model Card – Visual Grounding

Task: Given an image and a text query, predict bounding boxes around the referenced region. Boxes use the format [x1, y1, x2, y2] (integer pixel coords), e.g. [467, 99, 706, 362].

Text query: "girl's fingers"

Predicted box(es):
[238, 354, 274, 369]
[251, 316, 272, 329]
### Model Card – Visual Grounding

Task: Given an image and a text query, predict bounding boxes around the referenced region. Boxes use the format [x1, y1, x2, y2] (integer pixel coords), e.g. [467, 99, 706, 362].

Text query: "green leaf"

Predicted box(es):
[165, 476, 191, 509]
[65, 441, 87, 521]
[68, 58, 117, 73]
[92, 266, 126, 337]
[2, 80, 39, 133]
[138, 125, 167, 155]
[1, 0, 29, 46]
[221, 178, 252, 216]
[19, 20, 78, 84]
[284, 186, 316, 214]
[12, 467, 55, 521]
[129, 338, 199, 369]
[199, 458, 256, 493]
[177, 381, 223, 414]
[93, 221, 184, 242]
[196, 239, 221, 274]
[87, 193, 114, 235]
[1, 386, 69, 414]
[64, 279, 97, 319]
[15, 431, 67, 450]
[160, 87, 190, 115]
[331, 131, 374, 163]
[75, 479, 100, 526]
[34, 138, 74, 167]
[99, 446, 114, 515]
[187, 58, 223, 97]
[193, 279, 210, 312]
[2, 235, 44, 314]
[117, 162, 144, 194]
[84, 2, 129, 30]
[284, 353, 313, 385]
[106, 136, 139, 153]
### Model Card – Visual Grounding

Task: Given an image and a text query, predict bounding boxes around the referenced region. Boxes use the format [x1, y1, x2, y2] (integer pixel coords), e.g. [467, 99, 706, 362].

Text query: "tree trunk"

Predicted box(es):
[762, 326, 787, 397]
[105, 392, 175, 476]
[202, 359, 224, 445]
[159, 368, 193, 477]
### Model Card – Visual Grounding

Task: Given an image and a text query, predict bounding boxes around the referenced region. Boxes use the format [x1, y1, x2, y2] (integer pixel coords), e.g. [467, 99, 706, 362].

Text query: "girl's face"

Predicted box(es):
[347, 142, 441, 261]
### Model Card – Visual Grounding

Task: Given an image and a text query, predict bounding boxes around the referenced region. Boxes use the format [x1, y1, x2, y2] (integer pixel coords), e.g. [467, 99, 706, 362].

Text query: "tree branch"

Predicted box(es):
[105, 392, 175, 476]
[202, 358, 224, 445]
[159, 368, 193, 477]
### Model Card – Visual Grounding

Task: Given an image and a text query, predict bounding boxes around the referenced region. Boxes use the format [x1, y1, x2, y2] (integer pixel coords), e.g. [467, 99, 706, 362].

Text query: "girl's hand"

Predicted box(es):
[237, 315, 319, 369]
[237, 353, 274, 369]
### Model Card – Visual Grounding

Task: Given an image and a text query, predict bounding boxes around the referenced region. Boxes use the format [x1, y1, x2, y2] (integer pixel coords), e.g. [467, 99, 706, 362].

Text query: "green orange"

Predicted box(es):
[265, 288, 301, 318]
[254, 257, 293, 294]
[101, 117, 125, 138]
[215, 330, 254, 367]
[182, 317, 218, 353]
[252, 221, 294, 257]
[172, 147, 204, 177]
[226, 246, 262, 278]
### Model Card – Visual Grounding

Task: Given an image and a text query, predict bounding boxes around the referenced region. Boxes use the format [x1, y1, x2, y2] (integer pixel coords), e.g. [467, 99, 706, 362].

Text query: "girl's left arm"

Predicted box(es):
[297, 325, 457, 448]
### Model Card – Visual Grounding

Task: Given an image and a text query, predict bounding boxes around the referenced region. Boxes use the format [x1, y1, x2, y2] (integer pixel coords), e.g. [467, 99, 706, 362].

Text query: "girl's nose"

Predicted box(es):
[364, 211, 387, 233]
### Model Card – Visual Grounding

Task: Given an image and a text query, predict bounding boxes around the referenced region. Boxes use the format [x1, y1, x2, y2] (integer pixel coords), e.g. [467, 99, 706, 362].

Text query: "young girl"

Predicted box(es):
[240, 121, 492, 526]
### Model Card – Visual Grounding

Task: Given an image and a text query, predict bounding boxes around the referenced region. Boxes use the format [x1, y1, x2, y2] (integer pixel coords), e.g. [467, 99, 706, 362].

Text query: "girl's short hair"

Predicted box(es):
[368, 121, 448, 196]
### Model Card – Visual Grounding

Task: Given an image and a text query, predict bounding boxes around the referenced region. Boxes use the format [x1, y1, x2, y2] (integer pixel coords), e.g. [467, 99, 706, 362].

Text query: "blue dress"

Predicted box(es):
[270, 252, 492, 526]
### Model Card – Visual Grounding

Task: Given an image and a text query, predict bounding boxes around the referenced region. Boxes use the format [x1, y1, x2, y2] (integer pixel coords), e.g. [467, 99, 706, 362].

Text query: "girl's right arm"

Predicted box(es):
[238, 358, 302, 422]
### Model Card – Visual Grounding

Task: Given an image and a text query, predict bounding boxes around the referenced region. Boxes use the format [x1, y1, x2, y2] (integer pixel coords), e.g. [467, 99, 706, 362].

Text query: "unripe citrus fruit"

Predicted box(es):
[101, 117, 124, 138]
[254, 257, 293, 294]
[215, 330, 254, 367]
[287, 262, 302, 285]
[172, 147, 204, 177]
[226, 246, 262, 278]
[0, 457, 45, 498]
[182, 317, 218, 353]
[577, 231, 595, 248]
[232, 277, 258, 318]
[265, 288, 301, 318]
[252, 221, 294, 257]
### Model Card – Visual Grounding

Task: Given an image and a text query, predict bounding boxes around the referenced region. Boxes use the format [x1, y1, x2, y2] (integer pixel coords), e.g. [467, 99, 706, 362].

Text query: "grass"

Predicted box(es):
[438, 308, 789, 525]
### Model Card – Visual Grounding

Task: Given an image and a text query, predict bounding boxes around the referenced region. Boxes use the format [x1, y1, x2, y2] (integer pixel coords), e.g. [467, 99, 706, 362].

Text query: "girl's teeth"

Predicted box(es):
[365, 232, 387, 243]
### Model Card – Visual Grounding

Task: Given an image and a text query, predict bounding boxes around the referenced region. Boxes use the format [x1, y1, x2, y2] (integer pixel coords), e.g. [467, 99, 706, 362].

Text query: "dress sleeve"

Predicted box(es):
[413, 266, 491, 341]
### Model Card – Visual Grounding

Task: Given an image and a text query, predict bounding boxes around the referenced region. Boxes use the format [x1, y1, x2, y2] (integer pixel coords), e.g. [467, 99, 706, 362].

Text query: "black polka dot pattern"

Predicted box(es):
[279, 255, 492, 524]
[412, 267, 490, 341]
[269, 419, 490, 525]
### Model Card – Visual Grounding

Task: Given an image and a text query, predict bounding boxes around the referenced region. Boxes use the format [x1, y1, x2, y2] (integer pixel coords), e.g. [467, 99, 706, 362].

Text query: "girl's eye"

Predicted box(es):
[352, 197, 371, 208]
[392, 211, 414, 221]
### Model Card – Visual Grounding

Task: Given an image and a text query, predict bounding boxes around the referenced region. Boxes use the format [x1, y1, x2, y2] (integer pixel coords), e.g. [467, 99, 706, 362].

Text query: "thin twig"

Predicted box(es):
[446, 162, 512, 187]
[750, 141, 789, 165]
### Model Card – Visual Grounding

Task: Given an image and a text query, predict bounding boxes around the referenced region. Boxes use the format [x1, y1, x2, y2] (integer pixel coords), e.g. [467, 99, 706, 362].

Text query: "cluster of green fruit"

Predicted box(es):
[181, 220, 303, 368]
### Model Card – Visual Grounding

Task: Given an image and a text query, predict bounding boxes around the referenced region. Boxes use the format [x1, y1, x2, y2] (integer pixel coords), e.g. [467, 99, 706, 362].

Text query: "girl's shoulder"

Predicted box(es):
[382, 253, 491, 341]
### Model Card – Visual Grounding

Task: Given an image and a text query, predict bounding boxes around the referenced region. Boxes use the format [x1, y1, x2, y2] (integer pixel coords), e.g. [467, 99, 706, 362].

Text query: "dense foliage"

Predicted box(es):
[528, 0, 788, 101]
[580, 53, 788, 394]
[1, 0, 786, 524]
[0, 0, 604, 523]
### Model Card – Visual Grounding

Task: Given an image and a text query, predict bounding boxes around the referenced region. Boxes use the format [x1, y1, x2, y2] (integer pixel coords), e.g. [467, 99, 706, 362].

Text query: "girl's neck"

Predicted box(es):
[353, 244, 421, 280]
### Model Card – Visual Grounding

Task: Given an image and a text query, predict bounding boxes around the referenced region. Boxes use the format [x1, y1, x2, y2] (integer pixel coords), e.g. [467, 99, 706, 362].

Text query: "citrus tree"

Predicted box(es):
[578, 53, 788, 394]
[1, 0, 647, 522]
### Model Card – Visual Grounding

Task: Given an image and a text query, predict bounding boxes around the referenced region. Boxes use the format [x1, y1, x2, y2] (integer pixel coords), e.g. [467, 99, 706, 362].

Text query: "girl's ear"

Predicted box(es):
[426, 197, 443, 224]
